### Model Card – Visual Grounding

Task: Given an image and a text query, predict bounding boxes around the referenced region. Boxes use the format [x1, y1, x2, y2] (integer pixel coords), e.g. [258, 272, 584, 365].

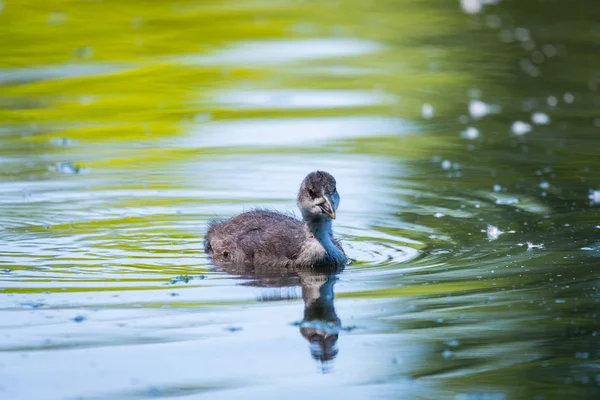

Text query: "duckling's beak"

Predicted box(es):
[320, 195, 336, 219]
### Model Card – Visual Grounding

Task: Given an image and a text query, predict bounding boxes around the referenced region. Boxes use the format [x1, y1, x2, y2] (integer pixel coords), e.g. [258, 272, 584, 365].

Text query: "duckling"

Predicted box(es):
[204, 171, 346, 269]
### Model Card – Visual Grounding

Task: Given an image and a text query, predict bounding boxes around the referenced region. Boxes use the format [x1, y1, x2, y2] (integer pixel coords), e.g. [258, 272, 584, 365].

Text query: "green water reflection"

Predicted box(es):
[1, 0, 599, 399]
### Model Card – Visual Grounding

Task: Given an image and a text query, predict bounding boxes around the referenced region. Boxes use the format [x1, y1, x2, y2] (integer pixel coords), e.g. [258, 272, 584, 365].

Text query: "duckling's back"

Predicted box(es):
[204, 209, 306, 268]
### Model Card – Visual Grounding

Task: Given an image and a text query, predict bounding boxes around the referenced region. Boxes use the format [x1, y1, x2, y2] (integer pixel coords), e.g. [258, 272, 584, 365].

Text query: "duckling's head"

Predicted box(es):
[297, 171, 340, 221]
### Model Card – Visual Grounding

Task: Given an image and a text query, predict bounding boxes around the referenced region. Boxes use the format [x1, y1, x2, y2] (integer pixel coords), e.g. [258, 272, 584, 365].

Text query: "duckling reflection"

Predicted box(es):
[219, 261, 343, 369]
[298, 270, 341, 365]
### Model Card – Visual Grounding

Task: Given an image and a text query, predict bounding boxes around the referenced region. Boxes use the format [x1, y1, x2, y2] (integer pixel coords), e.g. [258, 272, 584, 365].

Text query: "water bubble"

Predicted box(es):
[493, 184, 503, 192]
[547, 96, 558, 107]
[461, 126, 480, 140]
[486, 14, 502, 29]
[532, 51, 545, 64]
[131, 16, 143, 29]
[519, 59, 539, 77]
[47, 11, 68, 26]
[194, 113, 212, 124]
[542, 44, 557, 57]
[433, 212, 445, 218]
[73, 46, 94, 60]
[500, 30, 514, 43]
[442, 349, 453, 358]
[422, 103, 435, 119]
[588, 80, 597, 91]
[522, 40, 535, 52]
[514, 27, 531, 42]
[441, 160, 452, 170]
[539, 181, 550, 189]
[563, 92, 575, 104]
[511, 121, 532, 136]
[446, 339, 460, 347]
[468, 88, 482, 99]
[79, 95, 96, 105]
[289, 22, 318, 36]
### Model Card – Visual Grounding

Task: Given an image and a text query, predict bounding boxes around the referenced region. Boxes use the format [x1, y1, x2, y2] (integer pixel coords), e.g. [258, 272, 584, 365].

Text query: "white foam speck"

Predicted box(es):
[422, 103, 435, 119]
[486, 225, 504, 241]
[460, 0, 483, 14]
[461, 126, 480, 140]
[526, 242, 544, 251]
[546, 96, 558, 107]
[469, 100, 500, 119]
[461, 0, 501, 14]
[433, 212, 445, 218]
[441, 160, 452, 170]
[511, 121, 532, 136]
[532, 112, 550, 125]
[590, 190, 600, 205]
[495, 197, 519, 205]
[539, 181, 550, 189]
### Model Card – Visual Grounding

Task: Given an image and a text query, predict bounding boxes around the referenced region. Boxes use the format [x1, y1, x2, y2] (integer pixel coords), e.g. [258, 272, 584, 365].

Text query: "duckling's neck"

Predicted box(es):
[304, 217, 346, 267]
[305, 217, 333, 244]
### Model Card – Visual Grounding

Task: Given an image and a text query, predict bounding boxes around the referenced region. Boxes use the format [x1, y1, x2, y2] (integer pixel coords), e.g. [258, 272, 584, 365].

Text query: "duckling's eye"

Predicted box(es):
[308, 189, 316, 198]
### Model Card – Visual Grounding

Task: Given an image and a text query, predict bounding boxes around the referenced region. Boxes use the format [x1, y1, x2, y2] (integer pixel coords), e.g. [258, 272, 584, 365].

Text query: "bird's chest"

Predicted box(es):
[301, 235, 344, 266]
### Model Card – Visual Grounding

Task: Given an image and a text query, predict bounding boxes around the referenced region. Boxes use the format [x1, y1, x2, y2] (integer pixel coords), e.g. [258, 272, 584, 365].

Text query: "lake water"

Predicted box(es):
[1, 1, 599, 399]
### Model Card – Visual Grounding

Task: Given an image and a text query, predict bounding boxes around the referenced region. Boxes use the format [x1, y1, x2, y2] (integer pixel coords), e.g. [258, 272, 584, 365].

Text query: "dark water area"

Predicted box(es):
[1, 0, 599, 399]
